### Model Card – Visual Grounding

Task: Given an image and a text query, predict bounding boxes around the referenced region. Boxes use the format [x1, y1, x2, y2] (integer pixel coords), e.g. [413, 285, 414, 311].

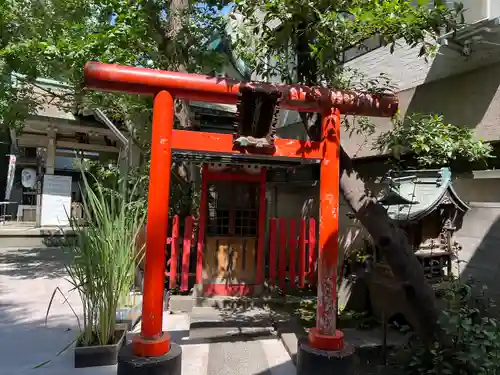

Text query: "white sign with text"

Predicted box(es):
[40, 175, 72, 227]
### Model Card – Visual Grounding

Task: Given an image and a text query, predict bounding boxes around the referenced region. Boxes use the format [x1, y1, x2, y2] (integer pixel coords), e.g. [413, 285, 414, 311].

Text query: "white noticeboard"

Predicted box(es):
[40, 175, 73, 227]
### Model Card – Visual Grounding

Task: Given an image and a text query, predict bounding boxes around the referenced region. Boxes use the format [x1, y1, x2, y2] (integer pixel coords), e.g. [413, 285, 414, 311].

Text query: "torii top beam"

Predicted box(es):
[84, 62, 399, 117]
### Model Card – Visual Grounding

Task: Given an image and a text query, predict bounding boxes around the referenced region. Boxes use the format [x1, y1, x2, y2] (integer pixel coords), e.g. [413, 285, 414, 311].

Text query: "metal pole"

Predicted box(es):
[93, 108, 130, 199]
[132, 91, 173, 357]
[93, 108, 129, 147]
[308, 107, 344, 351]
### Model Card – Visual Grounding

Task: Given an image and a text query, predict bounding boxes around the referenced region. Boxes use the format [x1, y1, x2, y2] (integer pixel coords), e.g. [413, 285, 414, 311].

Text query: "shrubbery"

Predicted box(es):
[408, 280, 500, 375]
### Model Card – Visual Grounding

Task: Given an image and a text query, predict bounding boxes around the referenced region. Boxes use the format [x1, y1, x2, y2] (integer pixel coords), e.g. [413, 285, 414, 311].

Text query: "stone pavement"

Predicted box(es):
[167, 308, 295, 375]
[0, 246, 295, 375]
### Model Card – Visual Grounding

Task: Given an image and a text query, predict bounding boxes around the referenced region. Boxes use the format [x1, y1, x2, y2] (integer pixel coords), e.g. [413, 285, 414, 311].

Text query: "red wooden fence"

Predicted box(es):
[267, 217, 318, 289]
[166, 215, 196, 292]
[164, 215, 318, 293]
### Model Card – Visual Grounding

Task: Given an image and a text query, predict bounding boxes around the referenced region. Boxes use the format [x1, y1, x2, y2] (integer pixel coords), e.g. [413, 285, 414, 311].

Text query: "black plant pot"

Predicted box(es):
[74, 328, 126, 368]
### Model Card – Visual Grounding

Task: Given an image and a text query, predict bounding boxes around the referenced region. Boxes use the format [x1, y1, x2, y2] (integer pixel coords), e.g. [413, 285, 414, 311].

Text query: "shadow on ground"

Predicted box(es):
[0, 247, 69, 279]
[0, 289, 80, 372]
[254, 360, 295, 375]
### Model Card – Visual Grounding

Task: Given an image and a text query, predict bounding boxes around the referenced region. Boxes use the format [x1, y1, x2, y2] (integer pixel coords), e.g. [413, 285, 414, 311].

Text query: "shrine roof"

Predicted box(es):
[378, 167, 469, 222]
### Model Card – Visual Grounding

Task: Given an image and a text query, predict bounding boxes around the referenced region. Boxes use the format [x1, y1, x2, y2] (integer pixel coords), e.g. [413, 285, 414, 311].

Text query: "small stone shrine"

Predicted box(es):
[367, 167, 469, 326]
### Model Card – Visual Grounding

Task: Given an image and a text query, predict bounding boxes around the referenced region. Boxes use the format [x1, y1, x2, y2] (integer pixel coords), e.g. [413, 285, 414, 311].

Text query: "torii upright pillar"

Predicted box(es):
[84, 62, 398, 375]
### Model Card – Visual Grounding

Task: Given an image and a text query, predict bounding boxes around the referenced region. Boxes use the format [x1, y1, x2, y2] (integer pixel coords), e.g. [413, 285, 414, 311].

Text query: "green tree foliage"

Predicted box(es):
[231, 0, 463, 84]
[377, 114, 494, 168]
[0, 0, 228, 138]
[409, 280, 500, 375]
[230, 0, 492, 166]
[1, 0, 492, 167]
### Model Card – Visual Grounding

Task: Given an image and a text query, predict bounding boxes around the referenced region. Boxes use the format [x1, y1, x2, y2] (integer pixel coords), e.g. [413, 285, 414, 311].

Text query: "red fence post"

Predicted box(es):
[288, 219, 297, 288]
[308, 218, 317, 286]
[181, 216, 193, 292]
[169, 216, 179, 289]
[278, 218, 287, 291]
[269, 218, 277, 286]
[298, 219, 306, 288]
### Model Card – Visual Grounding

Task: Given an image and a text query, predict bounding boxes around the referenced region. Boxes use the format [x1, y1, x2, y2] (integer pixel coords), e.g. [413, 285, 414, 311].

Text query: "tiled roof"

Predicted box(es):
[379, 167, 469, 221]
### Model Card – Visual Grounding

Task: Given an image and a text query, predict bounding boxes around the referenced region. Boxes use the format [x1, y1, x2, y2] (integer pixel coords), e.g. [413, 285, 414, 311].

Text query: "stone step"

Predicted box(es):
[189, 306, 275, 341]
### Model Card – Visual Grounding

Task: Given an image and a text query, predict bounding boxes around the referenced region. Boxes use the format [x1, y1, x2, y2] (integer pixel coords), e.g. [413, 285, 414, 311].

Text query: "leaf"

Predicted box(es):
[32, 360, 51, 369]
[45, 286, 80, 331]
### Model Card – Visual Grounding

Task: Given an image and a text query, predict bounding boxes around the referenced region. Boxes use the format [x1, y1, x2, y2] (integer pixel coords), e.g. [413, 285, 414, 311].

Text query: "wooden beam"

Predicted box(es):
[84, 62, 399, 117]
[171, 130, 322, 160]
[25, 116, 130, 138]
[56, 140, 120, 153]
[18, 133, 49, 148]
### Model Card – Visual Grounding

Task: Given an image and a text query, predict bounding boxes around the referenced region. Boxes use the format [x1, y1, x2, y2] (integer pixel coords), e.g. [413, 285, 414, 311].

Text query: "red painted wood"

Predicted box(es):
[298, 219, 306, 288]
[279, 218, 287, 291]
[269, 218, 277, 286]
[141, 91, 174, 341]
[181, 216, 193, 292]
[169, 216, 180, 289]
[196, 165, 208, 284]
[315, 108, 341, 336]
[84, 62, 399, 117]
[308, 218, 317, 286]
[288, 219, 297, 288]
[256, 169, 267, 285]
[171, 130, 321, 160]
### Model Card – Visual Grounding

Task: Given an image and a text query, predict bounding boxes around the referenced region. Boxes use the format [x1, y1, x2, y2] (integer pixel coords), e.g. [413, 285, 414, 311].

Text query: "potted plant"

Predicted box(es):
[66, 172, 145, 368]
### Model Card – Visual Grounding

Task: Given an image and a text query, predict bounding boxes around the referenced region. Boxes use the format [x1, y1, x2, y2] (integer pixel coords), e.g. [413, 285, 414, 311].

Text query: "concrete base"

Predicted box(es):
[296, 338, 355, 375]
[0, 225, 75, 248]
[117, 342, 182, 375]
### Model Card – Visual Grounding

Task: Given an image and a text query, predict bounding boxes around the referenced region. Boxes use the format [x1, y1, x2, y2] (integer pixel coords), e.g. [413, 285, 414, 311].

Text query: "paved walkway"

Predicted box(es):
[166, 311, 295, 375]
[0, 247, 294, 375]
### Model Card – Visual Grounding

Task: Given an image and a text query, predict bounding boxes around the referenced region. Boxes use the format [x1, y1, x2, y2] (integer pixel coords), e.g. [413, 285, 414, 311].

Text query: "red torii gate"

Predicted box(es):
[84, 62, 398, 375]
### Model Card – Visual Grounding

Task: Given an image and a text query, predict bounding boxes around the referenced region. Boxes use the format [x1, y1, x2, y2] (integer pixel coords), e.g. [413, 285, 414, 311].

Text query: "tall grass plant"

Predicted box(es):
[66, 171, 145, 346]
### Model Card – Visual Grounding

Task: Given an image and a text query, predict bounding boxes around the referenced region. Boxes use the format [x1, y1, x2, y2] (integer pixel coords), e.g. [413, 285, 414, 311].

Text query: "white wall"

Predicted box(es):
[459, 0, 492, 24]
[492, 0, 500, 19]
[344, 35, 500, 93]
[344, 1, 500, 93]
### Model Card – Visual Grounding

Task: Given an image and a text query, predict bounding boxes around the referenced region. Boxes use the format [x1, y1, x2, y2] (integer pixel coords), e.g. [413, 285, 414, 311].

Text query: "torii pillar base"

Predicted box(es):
[117, 342, 182, 375]
[296, 337, 355, 375]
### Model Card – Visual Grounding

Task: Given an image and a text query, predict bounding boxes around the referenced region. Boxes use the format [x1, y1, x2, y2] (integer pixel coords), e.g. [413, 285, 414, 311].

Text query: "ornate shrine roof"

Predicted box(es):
[378, 167, 469, 222]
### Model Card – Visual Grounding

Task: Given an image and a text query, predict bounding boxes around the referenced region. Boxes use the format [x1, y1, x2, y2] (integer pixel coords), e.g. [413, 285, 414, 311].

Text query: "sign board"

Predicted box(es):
[40, 175, 72, 227]
[4, 155, 16, 200]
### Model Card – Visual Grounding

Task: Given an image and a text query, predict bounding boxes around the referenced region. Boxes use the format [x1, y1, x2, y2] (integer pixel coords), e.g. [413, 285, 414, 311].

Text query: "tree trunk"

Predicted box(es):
[339, 146, 446, 346]
[166, 0, 191, 131]
[165, 0, 194, 213]
[295, 18, 444, 347]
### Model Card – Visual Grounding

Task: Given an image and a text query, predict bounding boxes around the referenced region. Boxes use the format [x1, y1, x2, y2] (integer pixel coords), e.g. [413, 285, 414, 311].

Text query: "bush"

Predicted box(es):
[66, 172, 145, 346]
[407, 280, 500, 375]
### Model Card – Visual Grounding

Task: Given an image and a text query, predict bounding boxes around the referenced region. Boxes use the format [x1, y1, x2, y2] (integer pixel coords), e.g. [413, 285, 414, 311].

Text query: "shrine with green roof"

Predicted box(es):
[367, 167, 470, 328]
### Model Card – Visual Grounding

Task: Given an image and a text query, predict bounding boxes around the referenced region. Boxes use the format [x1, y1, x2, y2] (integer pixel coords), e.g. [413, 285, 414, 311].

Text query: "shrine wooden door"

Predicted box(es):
[205, 180, 259, 284]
